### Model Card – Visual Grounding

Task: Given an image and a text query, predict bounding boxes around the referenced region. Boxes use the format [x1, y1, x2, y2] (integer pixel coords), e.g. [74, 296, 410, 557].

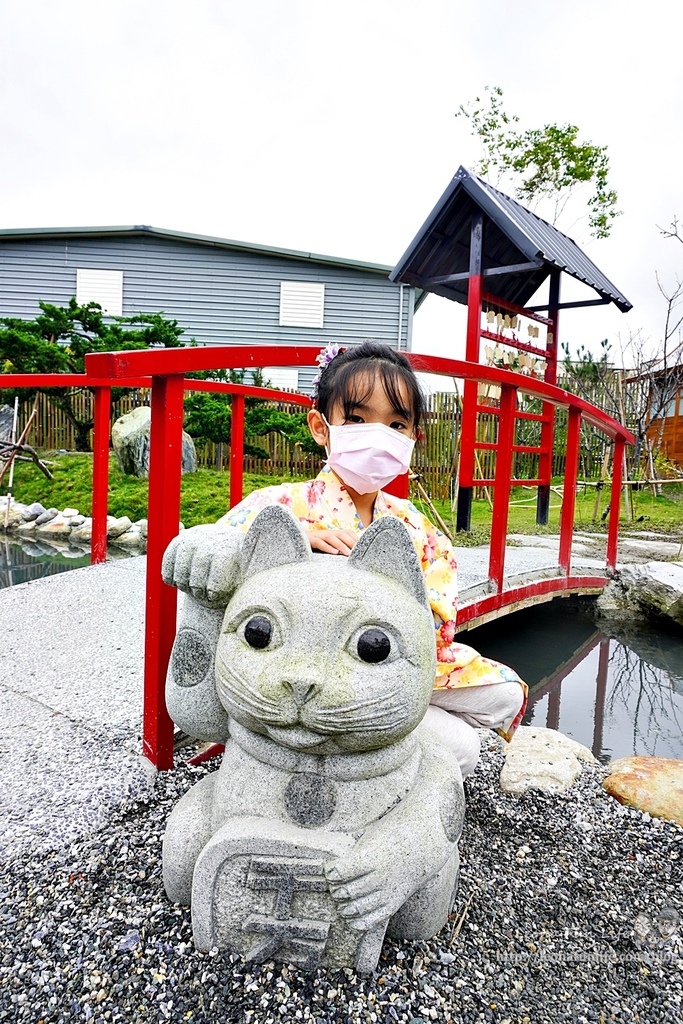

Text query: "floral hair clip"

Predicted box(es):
[311, 342, 344, 395]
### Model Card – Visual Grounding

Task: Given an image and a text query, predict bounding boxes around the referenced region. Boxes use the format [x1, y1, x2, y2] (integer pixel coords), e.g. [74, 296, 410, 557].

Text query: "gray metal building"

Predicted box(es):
[0, 225, 417, 392]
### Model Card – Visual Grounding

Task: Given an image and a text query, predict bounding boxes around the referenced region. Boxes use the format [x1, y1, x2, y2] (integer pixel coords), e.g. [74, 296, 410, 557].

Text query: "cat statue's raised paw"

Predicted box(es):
[162, 505, 465, 972]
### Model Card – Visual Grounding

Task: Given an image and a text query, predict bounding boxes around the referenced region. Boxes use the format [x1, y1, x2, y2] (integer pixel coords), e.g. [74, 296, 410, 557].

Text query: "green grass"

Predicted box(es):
[9, 453, 683, 536]
[412, 481, 683, 544]
[9, 453, 307, 528]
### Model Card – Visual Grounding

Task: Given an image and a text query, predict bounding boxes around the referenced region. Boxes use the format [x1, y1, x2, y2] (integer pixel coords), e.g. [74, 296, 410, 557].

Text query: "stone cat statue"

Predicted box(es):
[161, 505, 465, 972]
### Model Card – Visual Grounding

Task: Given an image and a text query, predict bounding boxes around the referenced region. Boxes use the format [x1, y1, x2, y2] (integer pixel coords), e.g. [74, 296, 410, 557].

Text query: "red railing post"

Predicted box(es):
[606, 438, 625, 571]
[229, 394, 245, 509]
[488, 384, 517, 591]
[143, 373, 185, 769]
[91, 386, 111, 564]
[558, 407, 581, 574]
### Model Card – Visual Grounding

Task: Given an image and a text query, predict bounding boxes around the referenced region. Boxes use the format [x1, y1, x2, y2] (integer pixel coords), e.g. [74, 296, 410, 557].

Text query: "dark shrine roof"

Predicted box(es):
[390, 166, 632, 313]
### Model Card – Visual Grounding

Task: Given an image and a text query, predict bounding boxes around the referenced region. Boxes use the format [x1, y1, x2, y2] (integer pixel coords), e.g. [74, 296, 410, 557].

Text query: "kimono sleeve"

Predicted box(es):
[216, 484, 292, 533]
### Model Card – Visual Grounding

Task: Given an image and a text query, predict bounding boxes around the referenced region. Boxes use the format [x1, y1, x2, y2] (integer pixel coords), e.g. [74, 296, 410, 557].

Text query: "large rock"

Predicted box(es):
[603, 756, 683, 826]
[106, 515, 133, 540]
[500, 725, 597, 795]
[0, 404, 14, 442]
[597, 562, 683, 629]
[112, 406, 197, 479]
[161, 508, 465, 972]
[70, 518, 93, 544]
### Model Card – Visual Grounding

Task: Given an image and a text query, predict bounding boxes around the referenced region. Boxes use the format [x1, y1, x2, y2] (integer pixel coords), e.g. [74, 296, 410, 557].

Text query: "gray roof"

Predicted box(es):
[390, 166, 632, 313]
[0, 224, 395, 278]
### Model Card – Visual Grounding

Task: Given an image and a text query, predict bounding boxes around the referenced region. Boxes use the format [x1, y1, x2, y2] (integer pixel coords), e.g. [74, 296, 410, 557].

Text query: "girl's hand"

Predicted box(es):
[309, 529, 358, 556]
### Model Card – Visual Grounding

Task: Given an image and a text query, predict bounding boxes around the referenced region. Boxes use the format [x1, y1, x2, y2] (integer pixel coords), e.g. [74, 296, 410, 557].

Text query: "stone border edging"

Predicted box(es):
[0, 496, 147, 552]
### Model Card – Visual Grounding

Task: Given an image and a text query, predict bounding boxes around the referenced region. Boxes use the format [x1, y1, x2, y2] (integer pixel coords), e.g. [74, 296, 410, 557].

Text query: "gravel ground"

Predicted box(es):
[2, 739, 681, 1024]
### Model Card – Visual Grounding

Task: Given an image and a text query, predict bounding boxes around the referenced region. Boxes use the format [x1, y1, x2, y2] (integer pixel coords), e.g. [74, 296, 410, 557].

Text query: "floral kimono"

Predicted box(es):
[218, 466, 527, 739]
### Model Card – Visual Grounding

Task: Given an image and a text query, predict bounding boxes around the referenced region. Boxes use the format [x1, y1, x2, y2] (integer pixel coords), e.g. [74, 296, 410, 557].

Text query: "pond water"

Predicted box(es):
[468, 600, 683, 763]
[0, 535, 135, 589]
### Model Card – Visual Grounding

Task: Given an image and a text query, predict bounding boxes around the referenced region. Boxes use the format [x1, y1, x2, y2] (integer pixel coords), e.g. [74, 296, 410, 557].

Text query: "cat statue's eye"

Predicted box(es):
[243, 615, 273, 649]
[357, 628, 391, 663]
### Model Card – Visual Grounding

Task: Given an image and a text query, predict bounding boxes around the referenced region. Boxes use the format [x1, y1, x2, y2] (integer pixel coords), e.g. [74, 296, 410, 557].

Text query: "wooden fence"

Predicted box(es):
[12, 386, 618, 499]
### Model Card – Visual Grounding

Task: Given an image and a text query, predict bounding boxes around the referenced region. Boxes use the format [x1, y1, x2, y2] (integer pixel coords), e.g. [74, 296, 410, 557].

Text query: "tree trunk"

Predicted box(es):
[46, 390, 94, 452]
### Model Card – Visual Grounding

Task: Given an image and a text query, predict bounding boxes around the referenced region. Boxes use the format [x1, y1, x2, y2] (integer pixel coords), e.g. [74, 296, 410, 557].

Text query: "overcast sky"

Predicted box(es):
[1, 0, 681, 375]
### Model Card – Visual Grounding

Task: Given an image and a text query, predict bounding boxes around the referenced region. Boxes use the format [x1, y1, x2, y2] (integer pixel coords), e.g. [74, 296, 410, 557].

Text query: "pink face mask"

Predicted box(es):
[323, 416, 415, 494]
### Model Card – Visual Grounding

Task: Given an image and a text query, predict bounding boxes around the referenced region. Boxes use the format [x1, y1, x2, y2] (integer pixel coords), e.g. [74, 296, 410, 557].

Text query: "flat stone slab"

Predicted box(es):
[0, 556, 153, 857]
[603, 756, 683, 827]
[0, 689, 154, 858]
[1, 557, 147, 736]
[500, 725, 597, 795]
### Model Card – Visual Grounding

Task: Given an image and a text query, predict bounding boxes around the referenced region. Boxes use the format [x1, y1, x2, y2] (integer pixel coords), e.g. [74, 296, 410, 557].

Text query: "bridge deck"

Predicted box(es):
[455, 535, 608, 631]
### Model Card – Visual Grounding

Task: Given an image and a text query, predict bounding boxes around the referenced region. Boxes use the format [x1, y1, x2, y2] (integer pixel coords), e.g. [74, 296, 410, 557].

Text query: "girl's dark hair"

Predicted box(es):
[315, 341, 426, 432]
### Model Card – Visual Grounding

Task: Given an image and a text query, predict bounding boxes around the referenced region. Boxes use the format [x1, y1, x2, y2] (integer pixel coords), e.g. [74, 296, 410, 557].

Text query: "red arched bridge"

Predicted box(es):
[5, 345, 634, 769]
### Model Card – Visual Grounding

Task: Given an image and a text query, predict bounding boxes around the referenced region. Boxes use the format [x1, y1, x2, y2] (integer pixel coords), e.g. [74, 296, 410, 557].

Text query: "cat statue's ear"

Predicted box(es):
[240, 504, 311, 581]
[349, 517, 428, 608]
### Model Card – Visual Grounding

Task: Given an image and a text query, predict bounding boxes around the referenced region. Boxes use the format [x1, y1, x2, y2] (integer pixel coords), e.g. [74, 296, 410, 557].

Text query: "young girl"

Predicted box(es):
[217, 341, 526, 776]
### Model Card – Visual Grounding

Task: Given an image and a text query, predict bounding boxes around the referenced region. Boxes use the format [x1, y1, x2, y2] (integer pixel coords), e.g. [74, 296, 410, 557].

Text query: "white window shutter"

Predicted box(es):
[263, 367, 299, 390]
[76, 269, 123, 316]
[279, 281, 324, 328]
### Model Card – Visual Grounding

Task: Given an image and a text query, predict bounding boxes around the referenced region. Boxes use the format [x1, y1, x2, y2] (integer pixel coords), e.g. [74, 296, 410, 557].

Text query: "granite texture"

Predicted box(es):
[500, 725, 597, 795]
[162, 507, 465, 971]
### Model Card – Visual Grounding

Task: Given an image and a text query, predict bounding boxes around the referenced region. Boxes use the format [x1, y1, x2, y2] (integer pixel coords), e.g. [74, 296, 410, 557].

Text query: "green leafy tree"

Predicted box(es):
[1, 298, 185, 451]
[456, 86, 620, 239]
[184, 368, 322, 460]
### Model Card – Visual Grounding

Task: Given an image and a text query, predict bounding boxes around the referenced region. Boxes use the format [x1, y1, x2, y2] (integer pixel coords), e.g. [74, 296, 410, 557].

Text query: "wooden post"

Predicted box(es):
[456, 211, 483, 533]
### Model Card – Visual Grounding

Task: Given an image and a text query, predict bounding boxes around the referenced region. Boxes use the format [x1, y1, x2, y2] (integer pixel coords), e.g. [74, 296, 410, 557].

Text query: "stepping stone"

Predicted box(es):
[603, 756, 683, 827]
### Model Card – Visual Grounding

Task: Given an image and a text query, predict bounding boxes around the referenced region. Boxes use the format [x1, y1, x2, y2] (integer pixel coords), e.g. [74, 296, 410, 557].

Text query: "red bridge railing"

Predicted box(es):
[5, 346, 635, 769]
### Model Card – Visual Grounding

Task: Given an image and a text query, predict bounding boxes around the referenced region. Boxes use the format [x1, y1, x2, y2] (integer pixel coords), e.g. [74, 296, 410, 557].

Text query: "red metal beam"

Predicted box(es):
[481, 291, 554, 327]
[480, 330, 548, 359]
[606, 438, 625, 570]
[185, 379, 311, 406]
[91, 387, 111, 564]
[456, 575, 608, 629]
[230, 394, 245, 508]
[79, 347, 635, 445]
[488, 385, 517, 590]
[86, 344, 325, 380]
[558, 407, 581, 573]
[143, 374, 185, 769]
[5, 349, 637, 772]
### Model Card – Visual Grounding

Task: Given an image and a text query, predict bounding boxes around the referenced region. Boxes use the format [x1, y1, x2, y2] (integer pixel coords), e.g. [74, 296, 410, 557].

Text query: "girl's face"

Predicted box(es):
[308, 371, 415, 447]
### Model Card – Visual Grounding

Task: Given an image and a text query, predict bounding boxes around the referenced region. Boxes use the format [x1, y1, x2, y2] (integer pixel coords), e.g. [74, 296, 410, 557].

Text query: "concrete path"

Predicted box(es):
[1, 531, 680, 861]
[0, 557, 153, 860]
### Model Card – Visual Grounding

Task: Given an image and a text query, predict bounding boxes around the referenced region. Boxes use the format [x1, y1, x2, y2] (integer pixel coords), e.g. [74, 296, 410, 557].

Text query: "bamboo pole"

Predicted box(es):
[412, 476, 454, 543]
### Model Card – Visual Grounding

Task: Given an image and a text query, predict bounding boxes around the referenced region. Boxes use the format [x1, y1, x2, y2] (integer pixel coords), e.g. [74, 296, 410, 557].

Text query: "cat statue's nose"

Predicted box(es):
[282, 677, 321, 708]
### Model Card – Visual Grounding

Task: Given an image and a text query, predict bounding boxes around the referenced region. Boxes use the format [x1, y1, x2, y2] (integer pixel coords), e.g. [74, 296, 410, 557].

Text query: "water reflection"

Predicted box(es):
[466, 602, 683, 762]
[0, 535, 137, 589]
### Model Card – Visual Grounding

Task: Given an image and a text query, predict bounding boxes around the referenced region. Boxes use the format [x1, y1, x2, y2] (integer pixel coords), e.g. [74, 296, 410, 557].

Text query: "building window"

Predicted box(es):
[264, 367, 299, 391]
[279, 281, 324, 328]
[76, 269, 123, 316]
